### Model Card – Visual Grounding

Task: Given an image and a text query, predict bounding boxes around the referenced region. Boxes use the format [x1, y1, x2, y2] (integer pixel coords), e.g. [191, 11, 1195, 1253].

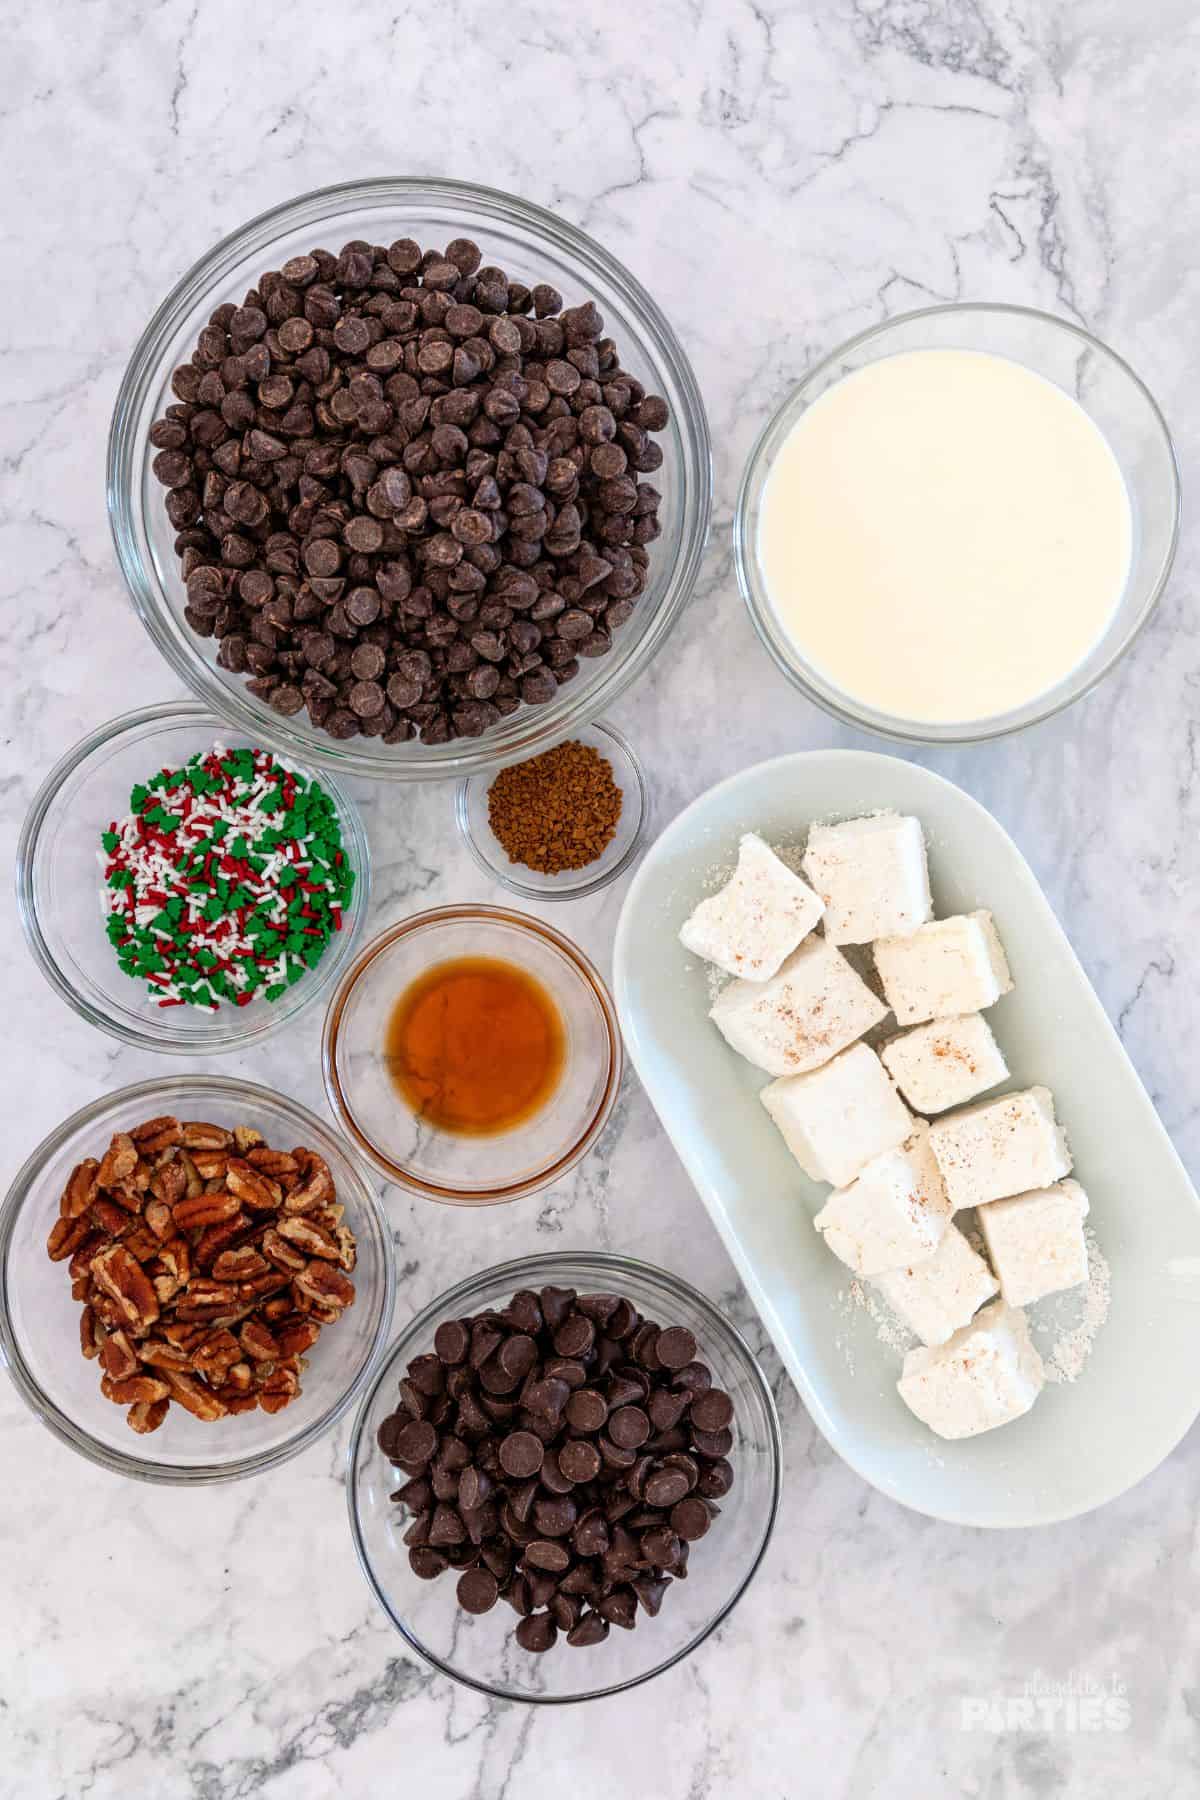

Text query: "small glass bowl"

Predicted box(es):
[734, 303, 1181, 744]
[347, 1250, 782, 1704]
[454, 721, 648, 901]
[0, 1076, 395, 1484]
[322, 907, 621, 1204]
[15, 701, 370, 1054]
[108, 177, 712, 781]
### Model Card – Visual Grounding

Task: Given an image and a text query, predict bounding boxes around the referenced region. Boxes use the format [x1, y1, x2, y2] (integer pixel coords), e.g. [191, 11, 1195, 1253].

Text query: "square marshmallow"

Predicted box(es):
[897, 1300, 1045, 1439]
[679, 832, 824, 982]
[874, 1223, 999, 1347]
[760, 1042, 912, 1188]
[710, 935, 887, 1077]
[813, 1126, 953, 1277]
[978, 1179, 1090, 1308]
[873, 911, 1013, 1027]
[801, 812, 932, 945]
[880, 1013, 1009, 1115]
[928, 1086, 1071, 1210]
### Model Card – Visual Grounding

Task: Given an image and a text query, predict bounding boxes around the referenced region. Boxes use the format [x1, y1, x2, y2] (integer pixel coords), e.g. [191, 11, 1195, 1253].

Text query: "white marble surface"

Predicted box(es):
[3, 1, 1199, 1794]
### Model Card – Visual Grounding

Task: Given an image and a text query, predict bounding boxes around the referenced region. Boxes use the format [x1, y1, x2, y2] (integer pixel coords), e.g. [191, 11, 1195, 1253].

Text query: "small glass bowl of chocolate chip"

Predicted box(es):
[108, 177, 711, 781]
[0, 1076, 395, 1482]
[347, 1252, 781, 1703]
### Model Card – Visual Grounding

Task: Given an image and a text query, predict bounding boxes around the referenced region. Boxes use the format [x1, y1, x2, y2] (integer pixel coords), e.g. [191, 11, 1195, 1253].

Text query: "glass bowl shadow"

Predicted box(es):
[347, 1250, 782, 1703]
[108, 176, 712, 780]
[15, 701, 370, 1053]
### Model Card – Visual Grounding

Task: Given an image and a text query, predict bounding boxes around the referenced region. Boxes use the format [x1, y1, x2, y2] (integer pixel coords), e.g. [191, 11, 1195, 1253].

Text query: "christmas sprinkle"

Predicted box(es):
[99, 744, 355, 1012]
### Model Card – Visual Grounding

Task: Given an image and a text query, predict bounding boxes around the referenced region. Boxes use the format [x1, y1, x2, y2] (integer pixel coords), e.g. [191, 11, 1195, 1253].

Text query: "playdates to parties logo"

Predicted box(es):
[959, 1670, 1131, 1733]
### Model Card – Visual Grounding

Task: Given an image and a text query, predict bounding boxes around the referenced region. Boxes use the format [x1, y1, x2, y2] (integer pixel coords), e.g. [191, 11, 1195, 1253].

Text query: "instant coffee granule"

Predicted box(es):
[487, 740, 623, 874]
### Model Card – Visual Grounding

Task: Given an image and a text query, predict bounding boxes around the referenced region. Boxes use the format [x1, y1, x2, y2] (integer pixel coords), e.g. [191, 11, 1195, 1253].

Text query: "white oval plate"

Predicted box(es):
[614, 750, 1200, 1527]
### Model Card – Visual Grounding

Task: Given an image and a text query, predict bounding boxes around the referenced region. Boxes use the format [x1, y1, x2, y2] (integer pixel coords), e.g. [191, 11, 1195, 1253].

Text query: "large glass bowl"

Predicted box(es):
[15, 701, 370, 1053]
[108, 177, 712, 780]
[347, 1251, 781, 1703]
[0, 1077, 395, 1483]
[734, 303, 1180, 743]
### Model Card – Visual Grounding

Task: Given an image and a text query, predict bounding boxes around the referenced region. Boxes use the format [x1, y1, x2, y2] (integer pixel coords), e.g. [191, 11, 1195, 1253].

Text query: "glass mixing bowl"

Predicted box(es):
[15, 701, 370, 1053]
[347, 1251, 781, 1703]
[0, 1076, 395, 1483]
[734, 303, 1180, 743]
[322, 907, 621, 1204]
[454, 720, 649, 901]
[108, 177, 712, 780]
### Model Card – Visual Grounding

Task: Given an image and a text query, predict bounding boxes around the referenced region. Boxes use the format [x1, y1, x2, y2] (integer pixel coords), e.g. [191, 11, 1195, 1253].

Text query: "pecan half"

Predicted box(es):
[182, 1121, 232, 1151]
[149, 1159, 187, 1208]
[189, 1148, 230, 1182]
[60, 1158, 99, 1220]
[211, 1245, 269, 1282]
[276, 1318, 321, 1358]
[90, 1244, 160, 1333]
[282, 1152, 335, 1214]
[191, 1328, 243, 1381]
[96, 1133, 138, 1188]
[246, 1147, 299, 1179]
[172, 1189, 240, 1232]
[276, 1215, 340, 1260]
[139, 1339, 195, 1372]
[47, 1214, 93, 1262]
[261, 1228, 307, 1273]
[293, 1261, 355, 1310]
[233, 1125, 264, 1153]
[165, 1370, 226, 1421]
[101, 1373, 171, 1405]
[225, 1158, 282, 1212]
[90, 1196, 135, 1239]
[127, 1398, 169, 1434]
[79, 1305, 101, 1359]
[239, 1318, 281, 1362]
[99, 1328, 139, 1382]
[131, 1115, 183, 1152]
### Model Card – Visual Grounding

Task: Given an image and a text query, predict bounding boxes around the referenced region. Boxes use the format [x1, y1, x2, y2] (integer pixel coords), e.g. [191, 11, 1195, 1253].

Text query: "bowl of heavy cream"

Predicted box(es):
[734, 305, 1179, 742]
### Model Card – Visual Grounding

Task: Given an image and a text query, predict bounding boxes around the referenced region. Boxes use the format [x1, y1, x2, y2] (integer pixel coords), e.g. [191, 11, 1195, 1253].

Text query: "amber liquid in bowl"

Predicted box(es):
[384, 956, 565, 1136]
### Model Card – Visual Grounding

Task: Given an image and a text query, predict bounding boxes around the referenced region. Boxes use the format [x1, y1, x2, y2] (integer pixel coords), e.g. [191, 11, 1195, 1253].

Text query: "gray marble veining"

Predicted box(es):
[2, 0, 1199, 1794]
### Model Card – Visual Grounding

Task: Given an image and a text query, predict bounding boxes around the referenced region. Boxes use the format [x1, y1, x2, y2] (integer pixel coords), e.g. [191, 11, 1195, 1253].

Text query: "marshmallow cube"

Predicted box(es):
[710, 935, 887, 1077]
[760, 1042, 912, 1188]
[679, 832, 824, 982]
[874, 911, 1013, 1027]
[929, 1086, 1071, 1210]
[813, 1126, 953, 1277]
[897, 1300, 1045, 1439]
[874, 1223, 999, 1347]
[978, 1179, 1090, 1308]
[801, 812, 933, 945]
[880, 1013, 1009, 1114]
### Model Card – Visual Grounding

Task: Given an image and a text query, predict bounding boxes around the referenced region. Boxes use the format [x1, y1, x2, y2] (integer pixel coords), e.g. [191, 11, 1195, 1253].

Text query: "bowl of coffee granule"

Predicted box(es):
[455, 722, 647, 899]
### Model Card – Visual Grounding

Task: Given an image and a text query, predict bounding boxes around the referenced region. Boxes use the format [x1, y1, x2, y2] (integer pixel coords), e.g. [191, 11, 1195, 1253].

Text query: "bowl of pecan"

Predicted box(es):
[108, 177, 711, 780]
[0, 1077, 395, 1482]
[347, 1252, 781, 1703]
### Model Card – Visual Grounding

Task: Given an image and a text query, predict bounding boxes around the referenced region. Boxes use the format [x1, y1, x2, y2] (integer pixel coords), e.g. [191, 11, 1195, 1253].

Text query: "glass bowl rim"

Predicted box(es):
[345, 1247, 783, 1704]
[321, 904, 623, 1204]
[106, 174, 713, 782]
[14, 698, 372, 1053]
[453, 719, 649, 901]
[733, 300, 1182, 746]
[0, 1073, 396, 1484]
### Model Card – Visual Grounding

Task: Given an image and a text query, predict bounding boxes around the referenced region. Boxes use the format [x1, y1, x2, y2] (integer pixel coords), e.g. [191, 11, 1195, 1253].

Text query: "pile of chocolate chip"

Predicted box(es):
[377, 1282, 735, 1653]
[150, 235, 669, 746]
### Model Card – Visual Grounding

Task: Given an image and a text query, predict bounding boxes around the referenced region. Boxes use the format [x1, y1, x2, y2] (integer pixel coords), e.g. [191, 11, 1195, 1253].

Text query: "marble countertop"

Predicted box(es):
[3, 1, 1199, 1794]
